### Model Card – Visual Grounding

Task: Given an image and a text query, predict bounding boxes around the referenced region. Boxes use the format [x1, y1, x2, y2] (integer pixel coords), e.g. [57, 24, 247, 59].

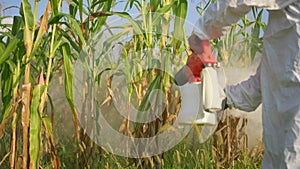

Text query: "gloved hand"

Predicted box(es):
[185, 52, 203, 83]
[188, 34, 214, 59]
[174, 34, 216, 85]
[186, 34, 216, 83]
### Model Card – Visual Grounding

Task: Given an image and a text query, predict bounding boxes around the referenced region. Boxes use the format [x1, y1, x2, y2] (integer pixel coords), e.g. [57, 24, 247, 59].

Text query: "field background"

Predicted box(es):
[0, 0, 265, 168]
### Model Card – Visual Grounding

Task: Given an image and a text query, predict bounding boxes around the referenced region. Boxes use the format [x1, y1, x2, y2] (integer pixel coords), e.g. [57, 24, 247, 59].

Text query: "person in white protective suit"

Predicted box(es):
[187, 0, 300, 168]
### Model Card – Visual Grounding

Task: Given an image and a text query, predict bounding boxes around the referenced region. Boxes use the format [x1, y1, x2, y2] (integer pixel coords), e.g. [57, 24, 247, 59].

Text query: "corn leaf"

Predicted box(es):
[31, 1, 51, 57]
[96, 67, 112, 86]
[0, 36, 20, 65]
[1, 64, 13, 120]
[11, 16, 23, 36]
[21, 0, 34, 29]
[152, 2, 174, 25]
[0, 43, 5, 54]
[21, 0, 34, 57]
[50, 0, 59, 16]
[42, 116, 53, 139]
[150, 0, 160, 11]
[102, 27, 132, 53]
[62, 43, 80, 140]
[42, 116, 55, 146]
[62, 44, 75, 110]
[69, 3, 78, 18]
[115, 12, 143, 35]
[173, 0, 187, 41]
[250, 9, 264, 60]
[29, 85, 44, 169]
[61, 31, 80, 53]
[42, 116, 54, 140]
[136, 75, 161, 126]
[49, 13, 86, 46]
[93, 0, 113, 34]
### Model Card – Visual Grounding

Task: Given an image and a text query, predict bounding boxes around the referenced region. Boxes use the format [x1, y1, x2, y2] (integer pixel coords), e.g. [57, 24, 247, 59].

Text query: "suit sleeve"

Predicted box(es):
[225, 63, 262, 112]
[194, 0, 297, 40]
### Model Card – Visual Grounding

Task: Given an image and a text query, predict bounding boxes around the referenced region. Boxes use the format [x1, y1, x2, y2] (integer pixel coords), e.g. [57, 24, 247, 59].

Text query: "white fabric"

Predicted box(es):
[194, 0, 300, 168]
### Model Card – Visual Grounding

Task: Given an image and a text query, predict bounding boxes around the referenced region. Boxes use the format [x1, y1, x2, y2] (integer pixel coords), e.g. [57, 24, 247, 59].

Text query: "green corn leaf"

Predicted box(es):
[52, 40, 62, 57]
[42, 116, 54, 143]
[250, 9, 264, 59]
[49, 13, 86, 46]
[178, 0, 187, 20]
[0, 36, 20, 65]
[96, 67, 112, 86]
[152, 2, 174, 25]
[0, 16, 12, 24]
[66, 16, 84, 44]
[62, 43, 75, 111]
[102, 27, 131, 53]
[1, 64, 13, 120]
[115, 12, 144, 36]
[94, 1, 113, 34]
[79, 0, 83, 22]
[150, 0, 160, 11]
[48, 93, 55, 118]
[251, 7, 257, 18]
[257, 9, 263, 21]
[60, 30, 80, 53]
[71, 0, 79, 5]
[51, 0, 59, 16]
[91, 0, 109, 9]
[62, 43, 81, 140]
[2, 105, 12, 123]
[0, 32, 14, 40]
[12, 61, 21, 104]
[21, 0, 34, 29]
[21, 0, 34, 57]
[69, 3, 78, 18]
[0, 43, 5, 55]
[29, 85, 43, 169]
[124, 0, 131, 10]
[173, 0, 187, 41]
[11, 16, 23, 36]
[6, 60, 16, 74]
[48, 14, 64, 24]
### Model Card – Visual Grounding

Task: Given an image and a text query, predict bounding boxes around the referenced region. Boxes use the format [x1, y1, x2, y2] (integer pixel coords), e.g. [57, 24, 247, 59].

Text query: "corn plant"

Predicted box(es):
[0, 0, 62, 168]
[75, 0, 190, 167]
[46, 0, 119, 167]
[0, 0, 266, 168]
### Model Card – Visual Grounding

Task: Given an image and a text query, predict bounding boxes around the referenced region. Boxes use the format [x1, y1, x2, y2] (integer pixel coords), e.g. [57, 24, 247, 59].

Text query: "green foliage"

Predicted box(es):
[0, 0, 265, 168]
[29, 85, 44, 169]
[62, 44, 75, 110]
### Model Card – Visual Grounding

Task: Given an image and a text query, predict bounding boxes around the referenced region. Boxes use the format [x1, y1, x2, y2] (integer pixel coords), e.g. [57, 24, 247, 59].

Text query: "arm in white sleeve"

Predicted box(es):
[194, 0, 297, 40]
[194, 0, 251, 40]
[225, 63, 262, 112]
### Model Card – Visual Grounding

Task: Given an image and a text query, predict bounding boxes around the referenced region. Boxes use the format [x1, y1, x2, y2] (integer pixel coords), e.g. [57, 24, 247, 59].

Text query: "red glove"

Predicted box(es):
[185, 53, 203, 83]
[185, 36, 216, 83]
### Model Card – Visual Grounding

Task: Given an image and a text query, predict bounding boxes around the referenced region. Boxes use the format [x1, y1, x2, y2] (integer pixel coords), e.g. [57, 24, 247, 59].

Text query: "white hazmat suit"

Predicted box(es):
[193, 0, 300, 168]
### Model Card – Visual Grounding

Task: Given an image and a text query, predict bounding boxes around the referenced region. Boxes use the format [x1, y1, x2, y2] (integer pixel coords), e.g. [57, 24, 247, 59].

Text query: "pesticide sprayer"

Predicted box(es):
[174, 40, 226, 142]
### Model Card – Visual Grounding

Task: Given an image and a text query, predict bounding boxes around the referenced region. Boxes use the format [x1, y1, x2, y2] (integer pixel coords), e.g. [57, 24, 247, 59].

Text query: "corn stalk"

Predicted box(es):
[95, 0, 189, 167]
[0, 0, 63, 168]
[0, 0, 266, 168]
